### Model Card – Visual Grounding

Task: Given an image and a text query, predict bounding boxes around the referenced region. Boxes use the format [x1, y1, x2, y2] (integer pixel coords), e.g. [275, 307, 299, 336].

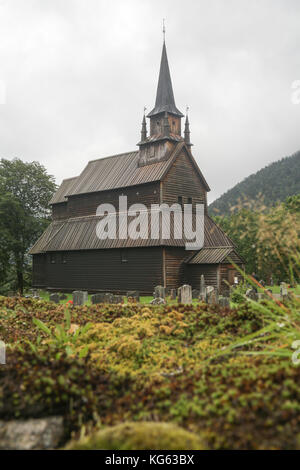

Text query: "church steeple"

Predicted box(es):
[147, 41, 183, 118]
[138, 36, 185, 167]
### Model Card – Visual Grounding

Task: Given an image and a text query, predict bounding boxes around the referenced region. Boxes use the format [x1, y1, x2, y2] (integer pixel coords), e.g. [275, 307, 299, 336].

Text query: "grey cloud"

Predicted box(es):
[0, 0, 299, 202]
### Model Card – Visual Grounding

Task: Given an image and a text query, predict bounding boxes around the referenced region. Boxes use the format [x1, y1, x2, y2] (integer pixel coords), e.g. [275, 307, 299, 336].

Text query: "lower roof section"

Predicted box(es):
[29, 213, 233, 255]
[187, 246, 244, 265]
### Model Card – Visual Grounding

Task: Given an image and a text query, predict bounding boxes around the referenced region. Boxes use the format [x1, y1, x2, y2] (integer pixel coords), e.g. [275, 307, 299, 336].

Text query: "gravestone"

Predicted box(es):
[104, 293, 114, 303]
[205, 286, 216, 304]
[219, 296, 230, 308]
[199, 275, 206, 301]
[112, 295, 124, 304]
[91, 293, 106, 304]
[154, 286, 166, 299]
[280, 282, 288, 298]
[72, 291, 88, 306]
[150, 297, 166, 305]
[192, 289, 200, 299]
[127, 291, 140, 302]
[178, 285, 192, 304]
[246, 288, 258, 301]
[170, 289, 177, 300]
[50, 293, 60, 304]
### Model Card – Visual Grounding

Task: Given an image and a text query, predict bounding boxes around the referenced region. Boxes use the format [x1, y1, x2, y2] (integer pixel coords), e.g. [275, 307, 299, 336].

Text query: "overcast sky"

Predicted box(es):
[0, 0, 299, 203]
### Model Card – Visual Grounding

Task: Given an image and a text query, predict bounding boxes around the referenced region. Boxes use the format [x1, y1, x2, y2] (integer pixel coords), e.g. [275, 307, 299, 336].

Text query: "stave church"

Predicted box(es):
[30, 38, 244, 294]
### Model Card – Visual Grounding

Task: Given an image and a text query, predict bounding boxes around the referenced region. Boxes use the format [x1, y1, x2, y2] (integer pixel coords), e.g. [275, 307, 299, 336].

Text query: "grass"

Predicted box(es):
[33, 291, 203, 305]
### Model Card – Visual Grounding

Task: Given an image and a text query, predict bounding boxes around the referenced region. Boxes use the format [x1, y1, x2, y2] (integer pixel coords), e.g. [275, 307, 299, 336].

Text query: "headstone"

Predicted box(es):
[112, 295, 124, 304]
[50, 293, 60, 304]
[245, 288, 258, 301]
[170, 289, 177, 300]
[219, 296, 230, 308]
[154, 286, 166, 299]
[150, 297, 166, 305]
[31, 289, 39, 298]
[91, 293, 106, 304]
[199, 275, 206, 301]
[178, 285, 192, 304]
[192, 289, 200, 299]
[205, 286, 216, 304]
[280, 282, 288, 298]
[127, 291, 140, 302]
[72, 290, 88, 306]
[104, 293, 114, 303]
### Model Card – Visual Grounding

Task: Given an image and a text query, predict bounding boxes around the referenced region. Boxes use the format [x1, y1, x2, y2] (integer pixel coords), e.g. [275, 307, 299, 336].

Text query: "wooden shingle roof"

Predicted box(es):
[30, 214, 231, 254]
[49, 142, 210, 204]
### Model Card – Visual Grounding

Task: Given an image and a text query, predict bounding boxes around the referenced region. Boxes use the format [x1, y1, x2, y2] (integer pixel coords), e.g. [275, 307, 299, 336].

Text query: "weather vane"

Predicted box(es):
[143, 106, 147, 115]
[163, 18, 166, 41]
[186, 106, 190, 116]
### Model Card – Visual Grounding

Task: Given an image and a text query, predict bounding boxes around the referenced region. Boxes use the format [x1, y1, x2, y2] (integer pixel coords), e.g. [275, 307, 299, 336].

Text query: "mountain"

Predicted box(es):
[209, 150, 300, 216]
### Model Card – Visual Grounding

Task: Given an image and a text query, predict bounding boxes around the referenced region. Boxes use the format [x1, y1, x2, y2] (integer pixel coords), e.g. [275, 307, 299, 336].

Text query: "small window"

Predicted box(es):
[121, 250, 128, 263]
[178, 196, 183, 206]
[61, 253, 67, 264]
[50, 253, 56, 264]
[188, 197, 193, 205]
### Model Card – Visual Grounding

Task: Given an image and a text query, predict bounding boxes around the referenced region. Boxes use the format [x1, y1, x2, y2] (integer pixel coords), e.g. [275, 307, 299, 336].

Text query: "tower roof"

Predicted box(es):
[147, 42, 184, 118]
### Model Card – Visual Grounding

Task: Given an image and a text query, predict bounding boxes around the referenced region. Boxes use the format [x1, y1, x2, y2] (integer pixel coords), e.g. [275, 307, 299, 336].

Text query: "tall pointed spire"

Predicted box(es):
[147, 41, 183, 118]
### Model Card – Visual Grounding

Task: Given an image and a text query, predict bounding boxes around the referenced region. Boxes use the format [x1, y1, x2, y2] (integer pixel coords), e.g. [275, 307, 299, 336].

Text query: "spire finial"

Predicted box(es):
[141, 107, 147, 141]
[162, 18, 166, 42]
[184, 107, 192, 147]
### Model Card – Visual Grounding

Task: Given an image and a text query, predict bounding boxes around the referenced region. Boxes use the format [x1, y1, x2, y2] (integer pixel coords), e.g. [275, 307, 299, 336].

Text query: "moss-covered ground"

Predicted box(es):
[0, 295, 299, 450]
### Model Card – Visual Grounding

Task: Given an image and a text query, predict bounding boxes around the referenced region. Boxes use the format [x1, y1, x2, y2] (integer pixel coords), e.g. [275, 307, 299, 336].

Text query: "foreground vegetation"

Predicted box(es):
[0, 294, 299, 450]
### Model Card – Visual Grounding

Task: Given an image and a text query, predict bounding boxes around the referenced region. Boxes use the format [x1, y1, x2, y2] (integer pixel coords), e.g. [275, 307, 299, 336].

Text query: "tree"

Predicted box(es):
[0, 159, 56, 294]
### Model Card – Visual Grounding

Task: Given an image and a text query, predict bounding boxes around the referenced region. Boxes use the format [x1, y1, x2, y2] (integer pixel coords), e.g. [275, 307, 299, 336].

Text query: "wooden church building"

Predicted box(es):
[30, 40, 244, 294]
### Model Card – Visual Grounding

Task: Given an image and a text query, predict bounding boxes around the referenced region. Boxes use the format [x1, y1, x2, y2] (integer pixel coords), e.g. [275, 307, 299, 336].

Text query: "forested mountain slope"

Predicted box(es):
[209, 151, 300, 215]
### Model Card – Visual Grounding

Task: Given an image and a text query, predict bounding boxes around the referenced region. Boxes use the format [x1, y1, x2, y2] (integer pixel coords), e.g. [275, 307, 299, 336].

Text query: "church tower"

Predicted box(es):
[138, 40, 185, 166]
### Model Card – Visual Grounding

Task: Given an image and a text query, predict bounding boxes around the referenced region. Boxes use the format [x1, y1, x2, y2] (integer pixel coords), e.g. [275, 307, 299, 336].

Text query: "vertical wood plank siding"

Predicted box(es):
[52, 182, 161, 220]
[184, 264, 219, 291]
[32, 247, 163, 295]
[164, 247, 189, 289]
[52, 202, 68, 220]
[161, 152, 206, 207]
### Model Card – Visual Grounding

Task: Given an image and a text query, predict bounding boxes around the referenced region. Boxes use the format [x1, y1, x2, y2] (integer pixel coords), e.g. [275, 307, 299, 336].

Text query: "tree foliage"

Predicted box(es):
[0, 158, 56, 294]
[215, 194, 300, 283]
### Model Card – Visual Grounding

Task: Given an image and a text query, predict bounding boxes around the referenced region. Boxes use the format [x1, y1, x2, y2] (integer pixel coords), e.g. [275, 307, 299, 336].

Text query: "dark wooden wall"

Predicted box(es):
[32, 247, 163, 294]
[51, 182, 161, 220]
[184, 264, 219, 291]
[161, 152, 207, 207]
[52, 202, 68, 220]
[164, 247, 191, 289]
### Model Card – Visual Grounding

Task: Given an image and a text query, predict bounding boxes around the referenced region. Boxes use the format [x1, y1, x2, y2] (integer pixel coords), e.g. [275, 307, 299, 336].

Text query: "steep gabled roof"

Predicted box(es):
[49, 177, 78, 205]
[50, 142, 210, 204]
[147, 42, 183, 118]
